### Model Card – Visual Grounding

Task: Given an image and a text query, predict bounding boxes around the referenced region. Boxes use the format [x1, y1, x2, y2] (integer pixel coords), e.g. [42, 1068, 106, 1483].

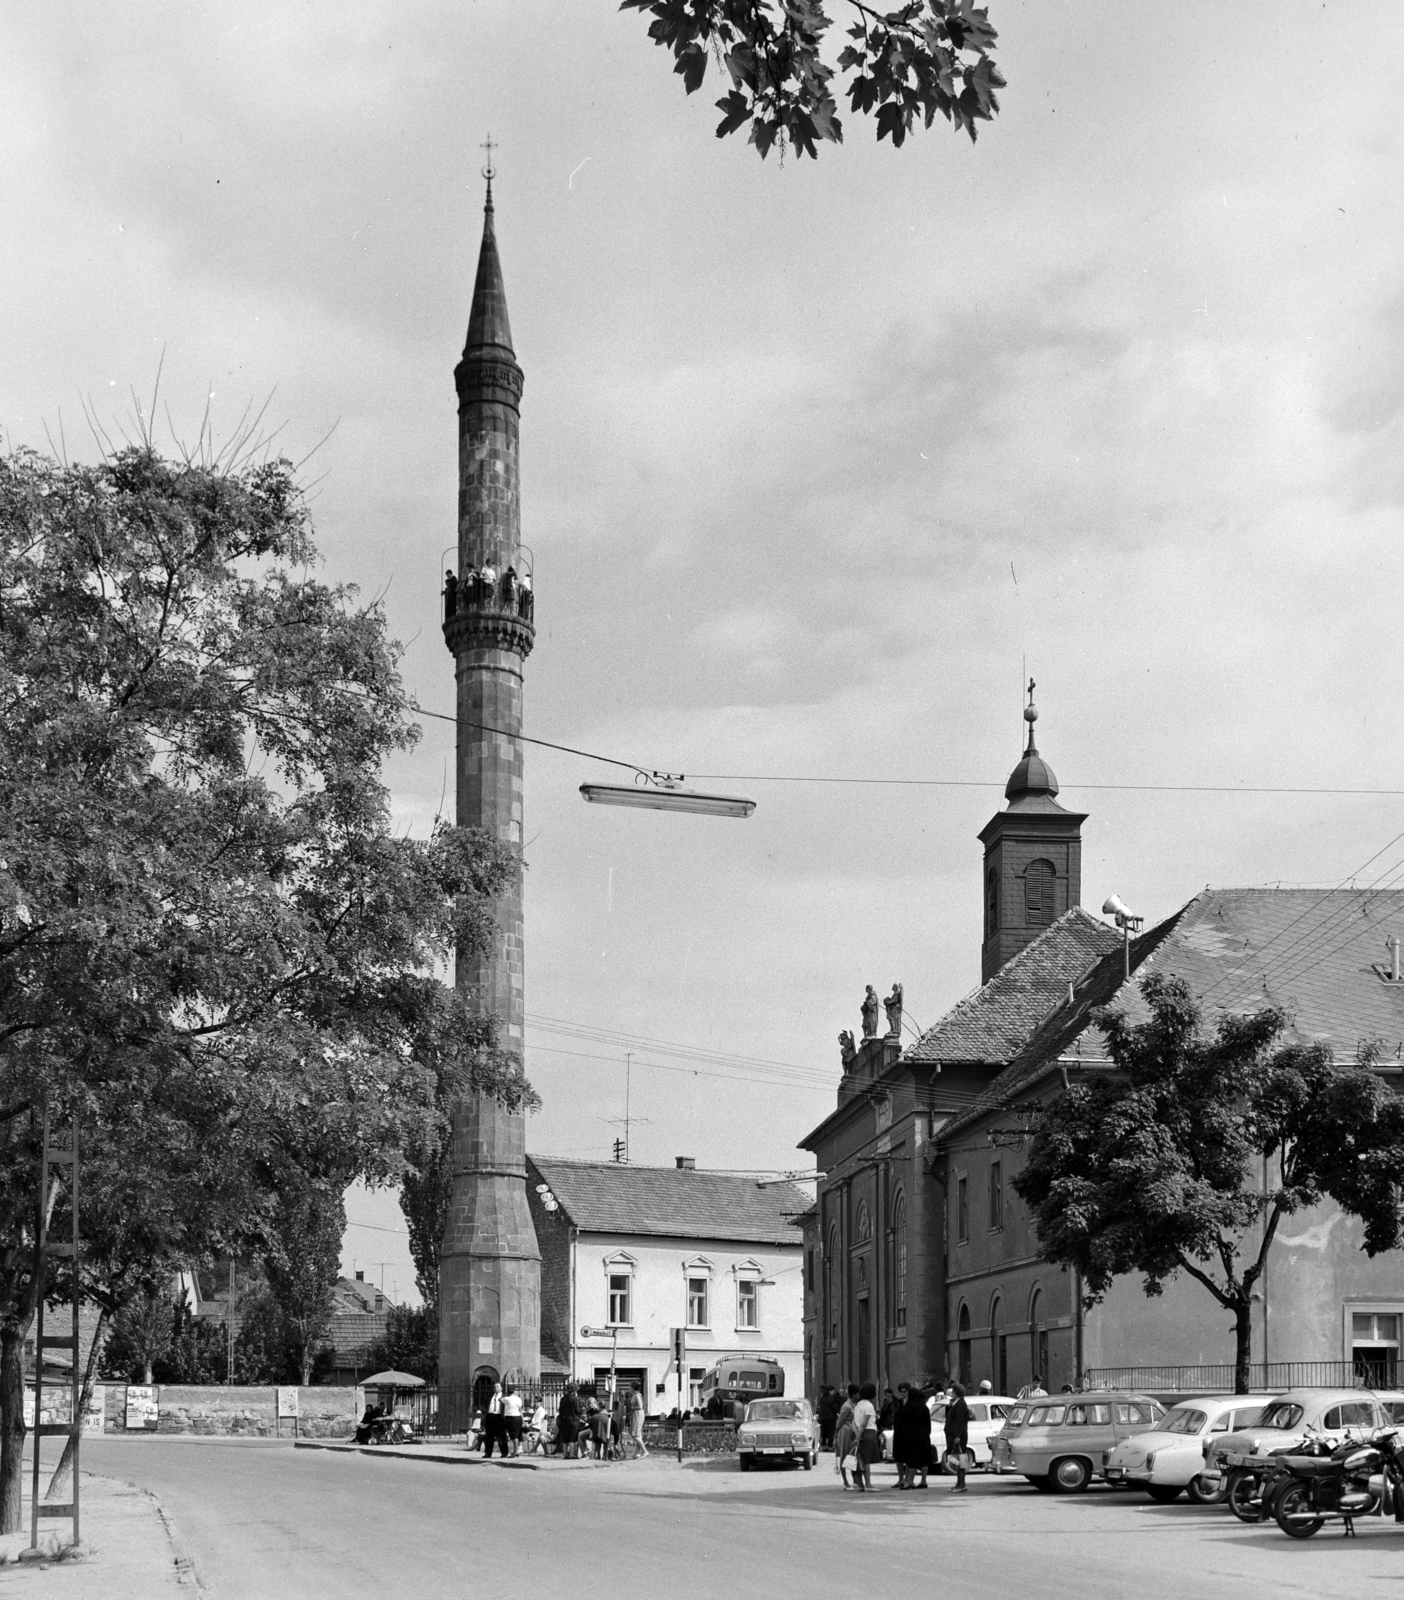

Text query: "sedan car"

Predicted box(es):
[1201, 1388, 1404, 1500]
[1103, 1395, 1274, 1502]
[736, 1397, 819, 1470]
[989, 1393, 1166, 1492]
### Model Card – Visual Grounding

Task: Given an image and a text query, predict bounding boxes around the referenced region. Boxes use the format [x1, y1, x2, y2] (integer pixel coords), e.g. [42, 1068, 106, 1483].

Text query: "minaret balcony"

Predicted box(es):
[442, 574, 535, 659]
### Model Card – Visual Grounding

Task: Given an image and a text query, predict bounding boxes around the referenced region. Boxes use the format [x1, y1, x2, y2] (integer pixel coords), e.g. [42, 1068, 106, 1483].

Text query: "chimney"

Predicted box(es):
[355, 1270, 365, 1281]
[675, 1157, 696, 1170]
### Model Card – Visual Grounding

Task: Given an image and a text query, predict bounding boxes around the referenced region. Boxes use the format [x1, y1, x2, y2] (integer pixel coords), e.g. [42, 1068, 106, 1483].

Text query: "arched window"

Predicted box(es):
[991, 1294, 1007, 1395]
[854, 1200, 872, 1244]
[1024, 859, 1056, 926]
[957, 1302, 972, 1388]
[1029, 1287, 1049, 1388]
[888, 1191, 907, 1332]
[986, 867, 999, 937]
[825, 1226, 839, 1345]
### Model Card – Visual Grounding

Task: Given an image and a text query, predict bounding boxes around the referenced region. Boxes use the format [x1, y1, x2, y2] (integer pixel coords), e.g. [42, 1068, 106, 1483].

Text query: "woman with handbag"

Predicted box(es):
[892, 1383, 932, 1490]
[944, 1383, 972, 1493]
[832, 1384, 858, 1489]
[852, 1382, 880, 1492]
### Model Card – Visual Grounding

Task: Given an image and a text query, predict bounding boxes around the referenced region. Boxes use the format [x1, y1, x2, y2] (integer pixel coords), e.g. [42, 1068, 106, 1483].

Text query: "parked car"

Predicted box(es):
[1201, 1388, 1404, 1501]
[1103, 1395, 1275, 1502]
[989, 1393, 1167, 1492]
[736, 1397, 819, 1471]
[920, 1396, 1020, 1469]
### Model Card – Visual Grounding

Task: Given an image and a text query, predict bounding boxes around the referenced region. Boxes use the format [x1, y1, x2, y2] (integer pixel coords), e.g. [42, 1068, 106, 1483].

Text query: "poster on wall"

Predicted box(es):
[83, 1385, 106, 1436]
[125, 1385, 158, 1430]
[276, 1386, 299, 1418]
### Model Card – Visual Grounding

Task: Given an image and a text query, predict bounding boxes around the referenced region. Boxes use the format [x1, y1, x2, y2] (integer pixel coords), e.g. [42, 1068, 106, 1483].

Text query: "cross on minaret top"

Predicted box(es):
[480, 133, 496, 181]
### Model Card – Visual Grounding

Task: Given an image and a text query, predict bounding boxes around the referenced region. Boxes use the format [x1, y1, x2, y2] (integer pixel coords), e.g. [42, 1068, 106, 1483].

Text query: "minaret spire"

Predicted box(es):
[439, 160, 540, 1393]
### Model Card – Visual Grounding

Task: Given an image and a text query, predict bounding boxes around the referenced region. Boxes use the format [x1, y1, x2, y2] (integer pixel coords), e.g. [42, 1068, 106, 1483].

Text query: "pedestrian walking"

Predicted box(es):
[483, 1382, 509, 1458]
[626, 1383, 648, 1458]
[944, 1383, 972, 1493]
[852, 1382, 881, 1492]
[502, 1384, 523, 1456]
[833, 1384, 859, 1489]
[557, 1384, 582, 1458]
[892, 1383, 932, 1490]
[817, 1386, 838, 1451]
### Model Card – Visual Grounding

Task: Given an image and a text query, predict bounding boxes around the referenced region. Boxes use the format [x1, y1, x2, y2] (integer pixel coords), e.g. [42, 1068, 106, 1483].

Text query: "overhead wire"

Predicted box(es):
[402, 703, 1404, 799]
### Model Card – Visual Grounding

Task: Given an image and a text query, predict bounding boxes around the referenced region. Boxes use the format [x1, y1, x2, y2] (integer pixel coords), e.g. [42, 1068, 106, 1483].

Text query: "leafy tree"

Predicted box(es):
[623, 0, 1004, 159]
[262, 1183, 343, 1387]
[1013, 976, 1404, 1393]
[0, 443, 535, 1531]
[100, 1284, 181, 1386]
[364, 1303, 438, 1383]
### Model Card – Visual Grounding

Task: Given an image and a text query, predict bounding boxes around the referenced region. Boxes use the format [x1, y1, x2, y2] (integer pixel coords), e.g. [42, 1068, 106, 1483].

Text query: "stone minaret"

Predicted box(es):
[439, 173, 541, 1390]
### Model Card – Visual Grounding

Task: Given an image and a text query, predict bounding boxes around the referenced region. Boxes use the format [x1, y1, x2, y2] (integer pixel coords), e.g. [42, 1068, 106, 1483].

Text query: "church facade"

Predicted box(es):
[801, 697, 1404, 1397]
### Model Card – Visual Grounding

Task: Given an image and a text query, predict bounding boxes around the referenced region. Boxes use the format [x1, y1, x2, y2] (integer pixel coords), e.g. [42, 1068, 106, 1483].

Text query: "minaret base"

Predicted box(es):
[438, 1092, 541, 1388]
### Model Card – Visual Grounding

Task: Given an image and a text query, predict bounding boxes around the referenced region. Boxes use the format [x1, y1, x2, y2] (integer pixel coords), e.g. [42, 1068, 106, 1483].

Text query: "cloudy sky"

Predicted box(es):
[6, 1, 1403, 1302]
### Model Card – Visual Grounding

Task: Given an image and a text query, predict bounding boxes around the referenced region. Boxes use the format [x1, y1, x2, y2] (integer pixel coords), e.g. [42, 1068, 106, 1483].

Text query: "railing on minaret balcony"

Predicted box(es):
[441, 560, 535, 659]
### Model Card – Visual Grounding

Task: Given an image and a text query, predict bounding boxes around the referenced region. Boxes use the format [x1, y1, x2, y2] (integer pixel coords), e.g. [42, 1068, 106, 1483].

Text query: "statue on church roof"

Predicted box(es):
[861, 985, 880, 1039]
[838, 1030, 856, 1069]
[884, 982, 903, 1039]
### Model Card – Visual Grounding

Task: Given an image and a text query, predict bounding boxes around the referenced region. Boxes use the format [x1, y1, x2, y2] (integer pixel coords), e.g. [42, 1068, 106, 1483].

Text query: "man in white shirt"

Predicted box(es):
[501, 1384, 524, 1456]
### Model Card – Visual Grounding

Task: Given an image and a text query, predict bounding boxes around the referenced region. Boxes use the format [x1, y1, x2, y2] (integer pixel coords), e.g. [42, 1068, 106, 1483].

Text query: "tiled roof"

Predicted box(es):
[326, 1311, 388, 1361]
[904, 907, 1122, 1064]
[942, 886, 1404, 1136]
[528, 1157, 809, 1245]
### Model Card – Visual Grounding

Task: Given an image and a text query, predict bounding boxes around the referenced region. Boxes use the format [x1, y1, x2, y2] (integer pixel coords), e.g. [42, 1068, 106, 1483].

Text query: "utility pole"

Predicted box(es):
[227, 1259, 235, 1386]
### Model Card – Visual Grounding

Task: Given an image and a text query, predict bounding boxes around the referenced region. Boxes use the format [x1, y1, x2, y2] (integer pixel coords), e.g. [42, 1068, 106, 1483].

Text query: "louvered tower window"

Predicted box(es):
[1025, 859, 1056, 926]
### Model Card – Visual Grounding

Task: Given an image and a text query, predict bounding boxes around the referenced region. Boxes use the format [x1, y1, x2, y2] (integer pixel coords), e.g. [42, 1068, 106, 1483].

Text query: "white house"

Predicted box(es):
[525, 1155, 809, 1413]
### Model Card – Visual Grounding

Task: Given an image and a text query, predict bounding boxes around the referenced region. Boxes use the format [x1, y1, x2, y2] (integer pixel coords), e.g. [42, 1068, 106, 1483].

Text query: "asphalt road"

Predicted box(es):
[80, 1440, 1404, 1600]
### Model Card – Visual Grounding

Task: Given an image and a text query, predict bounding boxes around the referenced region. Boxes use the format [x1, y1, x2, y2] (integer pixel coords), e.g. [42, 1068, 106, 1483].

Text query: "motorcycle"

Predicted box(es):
[1224, 1426, 1355, 1523]
[1272, 1429, 1404, 1539]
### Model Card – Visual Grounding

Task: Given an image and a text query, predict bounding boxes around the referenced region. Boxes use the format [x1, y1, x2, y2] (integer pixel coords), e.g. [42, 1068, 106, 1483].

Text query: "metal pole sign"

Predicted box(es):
[30, 1107, 82, 1550]
[671, 1325, 686, 1462]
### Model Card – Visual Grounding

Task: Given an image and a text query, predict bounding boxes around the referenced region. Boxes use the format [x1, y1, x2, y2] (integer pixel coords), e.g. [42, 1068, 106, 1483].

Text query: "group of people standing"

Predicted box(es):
[553, 1382, 649, 1461]
[817, 1380, 974, 1494]
[478, 1381, 535, 1457]
[442, 564, 533, 621]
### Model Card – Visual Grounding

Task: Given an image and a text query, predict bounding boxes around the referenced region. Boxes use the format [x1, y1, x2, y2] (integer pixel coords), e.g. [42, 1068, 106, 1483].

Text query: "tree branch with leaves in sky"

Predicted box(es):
[623, 0, 1004, 159]
[1012, 975, 1404, 1394]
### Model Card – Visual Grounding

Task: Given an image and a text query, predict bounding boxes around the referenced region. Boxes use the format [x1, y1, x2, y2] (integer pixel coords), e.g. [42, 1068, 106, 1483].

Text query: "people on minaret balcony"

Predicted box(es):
[443, 562, 535, 622]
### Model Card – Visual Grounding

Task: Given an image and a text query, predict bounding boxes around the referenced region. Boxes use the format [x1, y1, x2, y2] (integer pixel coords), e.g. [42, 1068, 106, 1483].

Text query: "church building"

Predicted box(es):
[800, 695, 1404, 1397]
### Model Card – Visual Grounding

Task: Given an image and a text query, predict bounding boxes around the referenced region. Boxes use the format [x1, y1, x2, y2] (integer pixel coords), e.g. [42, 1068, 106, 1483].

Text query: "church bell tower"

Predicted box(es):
[978, 683, 1086, 982]
[438, 167, 541, 1389]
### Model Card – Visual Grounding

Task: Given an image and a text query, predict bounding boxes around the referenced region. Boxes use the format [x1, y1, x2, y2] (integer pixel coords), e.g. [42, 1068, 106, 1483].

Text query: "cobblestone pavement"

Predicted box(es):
[85, 1439, 1404, 1600]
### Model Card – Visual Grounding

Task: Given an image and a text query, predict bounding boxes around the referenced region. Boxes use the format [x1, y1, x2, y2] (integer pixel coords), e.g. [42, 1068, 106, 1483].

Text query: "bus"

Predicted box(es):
[697, 1356, 785, 1416]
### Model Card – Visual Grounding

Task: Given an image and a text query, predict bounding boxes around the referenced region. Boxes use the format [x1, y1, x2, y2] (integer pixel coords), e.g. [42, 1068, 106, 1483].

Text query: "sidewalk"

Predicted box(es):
[294, 1439, 663, 1471]
[0, 1473, 195, 1594]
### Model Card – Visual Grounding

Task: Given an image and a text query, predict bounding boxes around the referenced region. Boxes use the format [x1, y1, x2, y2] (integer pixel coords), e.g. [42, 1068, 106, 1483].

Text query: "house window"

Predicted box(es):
[1353, 1311, 1401, 1386]
[688, 1366, 706, 1409]
[889, 1191, 907, 1332]
[1024, 859, 1055, 926]
[989, 1161, 1003, 1231]
[608, 1272, 632, 1326]
[688, 1277, 710, 1329]
[957, 1176, 969, 1243]
[737, 1279, 758, 1329]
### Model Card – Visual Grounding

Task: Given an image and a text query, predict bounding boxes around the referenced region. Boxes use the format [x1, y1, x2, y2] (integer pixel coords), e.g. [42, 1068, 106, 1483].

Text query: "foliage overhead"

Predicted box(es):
[622, 0, 1004, 160]
[1013, 975, 1404, 1388]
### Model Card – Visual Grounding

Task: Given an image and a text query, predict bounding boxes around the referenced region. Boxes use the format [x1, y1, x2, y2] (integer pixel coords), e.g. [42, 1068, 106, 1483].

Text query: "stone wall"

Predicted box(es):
[98, 1384, 360, 1437]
